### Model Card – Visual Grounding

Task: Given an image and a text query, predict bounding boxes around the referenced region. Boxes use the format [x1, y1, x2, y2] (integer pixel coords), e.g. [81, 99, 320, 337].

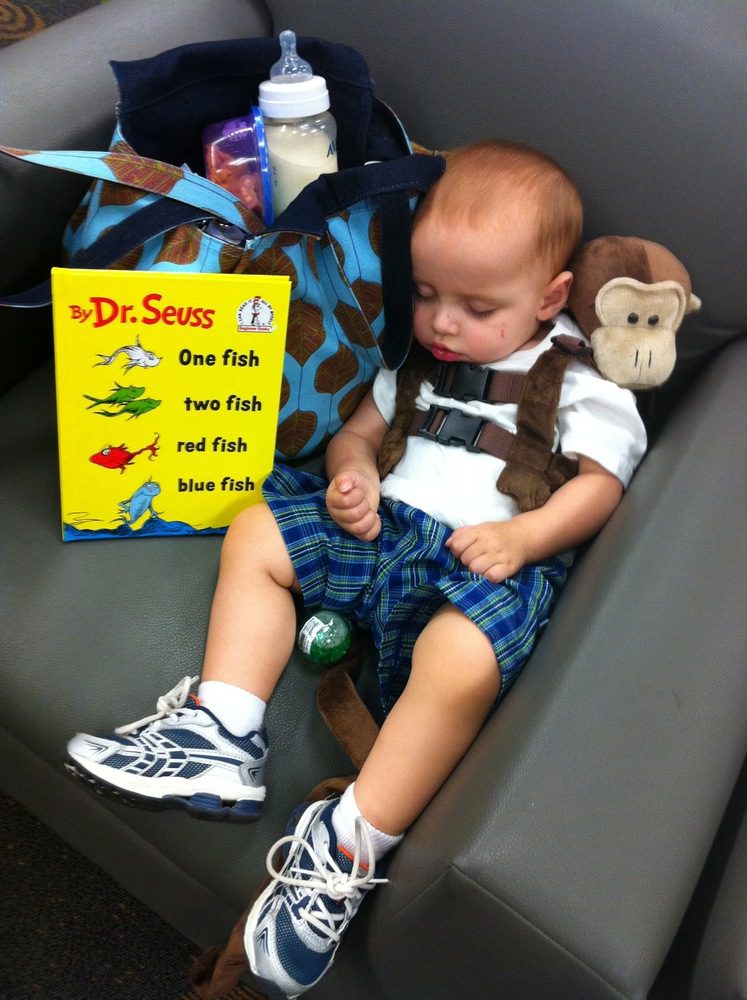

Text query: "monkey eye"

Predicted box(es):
[647, 314, 660, 326]
[627, 312, 639, 324]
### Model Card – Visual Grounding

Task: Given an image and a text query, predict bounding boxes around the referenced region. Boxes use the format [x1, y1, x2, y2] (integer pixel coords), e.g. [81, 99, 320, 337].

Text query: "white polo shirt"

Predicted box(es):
[373, 313, 647, 530]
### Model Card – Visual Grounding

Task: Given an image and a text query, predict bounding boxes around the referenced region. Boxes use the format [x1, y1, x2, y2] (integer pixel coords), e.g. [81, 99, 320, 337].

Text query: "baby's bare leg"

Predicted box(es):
[65, 500, 296, 818]
[241, 605, 498, 990]
[353, 603, 501, 835]
[201, 502, 299, 700]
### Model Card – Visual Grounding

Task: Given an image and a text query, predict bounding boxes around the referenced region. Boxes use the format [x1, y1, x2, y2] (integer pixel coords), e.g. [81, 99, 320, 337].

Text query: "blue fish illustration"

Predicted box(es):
[118, 479, 161, 524]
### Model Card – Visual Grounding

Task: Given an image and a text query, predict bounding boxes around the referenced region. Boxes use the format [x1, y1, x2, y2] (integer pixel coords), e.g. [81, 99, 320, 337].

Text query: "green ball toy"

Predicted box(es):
[297, 610, 352, 666]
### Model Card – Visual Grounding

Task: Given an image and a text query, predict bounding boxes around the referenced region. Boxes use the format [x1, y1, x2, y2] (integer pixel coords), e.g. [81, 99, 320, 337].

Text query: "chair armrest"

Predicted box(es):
[690, 776, 747, 999]
[365, 336, 747, 1000]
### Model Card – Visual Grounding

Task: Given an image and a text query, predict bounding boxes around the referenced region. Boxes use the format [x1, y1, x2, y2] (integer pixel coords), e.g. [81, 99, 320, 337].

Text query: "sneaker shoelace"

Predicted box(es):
[266, 815, 387, 944]
[114, 675, 200, 736]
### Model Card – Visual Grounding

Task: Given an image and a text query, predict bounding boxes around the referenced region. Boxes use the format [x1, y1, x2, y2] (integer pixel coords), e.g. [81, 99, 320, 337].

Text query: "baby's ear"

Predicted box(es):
[538, 271, 573, 320]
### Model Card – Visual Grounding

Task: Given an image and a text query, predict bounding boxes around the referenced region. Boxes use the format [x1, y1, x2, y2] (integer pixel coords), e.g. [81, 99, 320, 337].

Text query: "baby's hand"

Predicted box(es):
[326, 470, 381, 541]
[446, 520, 530, 583]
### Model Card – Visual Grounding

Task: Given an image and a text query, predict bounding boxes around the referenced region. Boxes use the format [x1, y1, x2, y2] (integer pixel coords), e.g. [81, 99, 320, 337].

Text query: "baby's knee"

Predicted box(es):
[412, 607, 500, 700]
[226, 501, 263, 538]
[222, 502, 276, 560]
[222, 502, 298, 589]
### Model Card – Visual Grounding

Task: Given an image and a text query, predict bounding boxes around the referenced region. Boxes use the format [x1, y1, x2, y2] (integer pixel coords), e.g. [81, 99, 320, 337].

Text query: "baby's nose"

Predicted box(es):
[432, 306, 458, 335]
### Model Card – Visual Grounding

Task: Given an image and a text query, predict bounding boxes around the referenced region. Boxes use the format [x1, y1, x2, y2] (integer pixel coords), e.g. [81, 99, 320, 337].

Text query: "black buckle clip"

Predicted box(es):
[433, 363, 492, 402]
[418, 406, 486, 452]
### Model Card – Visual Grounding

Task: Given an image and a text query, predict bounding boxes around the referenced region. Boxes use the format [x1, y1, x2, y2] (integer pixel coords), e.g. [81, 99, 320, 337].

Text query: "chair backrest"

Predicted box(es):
[268, 0, 747, 404]
[2, 0, 744, 409]
[0, 0, 271, 392]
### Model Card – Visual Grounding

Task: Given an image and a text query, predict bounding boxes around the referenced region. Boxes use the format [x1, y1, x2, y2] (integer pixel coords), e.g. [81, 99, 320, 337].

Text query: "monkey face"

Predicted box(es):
[590, 278, 689, 390]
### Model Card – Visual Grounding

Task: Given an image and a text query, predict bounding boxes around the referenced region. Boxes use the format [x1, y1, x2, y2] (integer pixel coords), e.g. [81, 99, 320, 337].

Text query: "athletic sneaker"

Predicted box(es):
[65, 675, 267, 821]
[244, 798, 386, 998]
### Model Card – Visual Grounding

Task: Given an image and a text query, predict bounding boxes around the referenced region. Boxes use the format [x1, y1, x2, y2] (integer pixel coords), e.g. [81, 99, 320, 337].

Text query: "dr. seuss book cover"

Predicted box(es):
[51, 268, 290, 541]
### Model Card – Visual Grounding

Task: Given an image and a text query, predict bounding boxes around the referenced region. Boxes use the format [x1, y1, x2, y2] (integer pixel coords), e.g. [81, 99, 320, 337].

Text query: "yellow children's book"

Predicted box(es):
[52, 268, 290, 541]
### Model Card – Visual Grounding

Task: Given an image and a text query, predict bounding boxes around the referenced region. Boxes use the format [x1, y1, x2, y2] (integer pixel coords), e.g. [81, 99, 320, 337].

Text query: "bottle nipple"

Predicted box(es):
[270, 30, 313, 83]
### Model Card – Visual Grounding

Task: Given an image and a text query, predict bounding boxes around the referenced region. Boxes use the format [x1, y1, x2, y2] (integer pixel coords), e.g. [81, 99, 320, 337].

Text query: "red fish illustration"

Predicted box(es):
[89, 433, 160, 473]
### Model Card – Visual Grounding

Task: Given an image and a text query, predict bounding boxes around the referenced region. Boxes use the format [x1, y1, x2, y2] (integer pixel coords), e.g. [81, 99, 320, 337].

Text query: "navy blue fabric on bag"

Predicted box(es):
[112, 37, 406, 173]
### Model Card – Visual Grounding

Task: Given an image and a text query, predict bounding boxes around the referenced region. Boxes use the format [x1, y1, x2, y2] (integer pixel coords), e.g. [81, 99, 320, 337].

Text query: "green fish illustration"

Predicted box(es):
[92, 397, 161, 420]
[84, 384, 145, 409]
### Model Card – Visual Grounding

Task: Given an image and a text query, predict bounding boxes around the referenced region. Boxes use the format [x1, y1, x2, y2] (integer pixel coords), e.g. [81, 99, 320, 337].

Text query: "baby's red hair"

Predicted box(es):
[415, 140, 583, 278]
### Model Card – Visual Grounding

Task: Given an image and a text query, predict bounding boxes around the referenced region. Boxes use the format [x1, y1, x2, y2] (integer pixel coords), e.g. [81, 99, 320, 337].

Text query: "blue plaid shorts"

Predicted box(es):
[264, 465, 567, 713]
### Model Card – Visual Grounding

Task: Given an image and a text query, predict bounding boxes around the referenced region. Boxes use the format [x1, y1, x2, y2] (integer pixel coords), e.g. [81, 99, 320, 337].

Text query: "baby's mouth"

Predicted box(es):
[430, 343, 462, 363]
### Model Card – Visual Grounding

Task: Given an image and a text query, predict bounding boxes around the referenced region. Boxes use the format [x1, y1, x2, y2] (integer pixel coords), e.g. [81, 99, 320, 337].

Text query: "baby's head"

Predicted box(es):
[411, 140, 583, 364]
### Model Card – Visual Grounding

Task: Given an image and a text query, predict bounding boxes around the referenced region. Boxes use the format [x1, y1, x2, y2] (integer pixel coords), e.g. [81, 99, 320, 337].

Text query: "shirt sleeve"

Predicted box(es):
[558, 363, 648, 487]
[372, 367, 397, 425]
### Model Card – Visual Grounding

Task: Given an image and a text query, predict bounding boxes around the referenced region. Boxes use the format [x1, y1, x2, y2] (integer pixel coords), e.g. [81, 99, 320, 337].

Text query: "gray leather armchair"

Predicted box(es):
[2, 2, 746, 998]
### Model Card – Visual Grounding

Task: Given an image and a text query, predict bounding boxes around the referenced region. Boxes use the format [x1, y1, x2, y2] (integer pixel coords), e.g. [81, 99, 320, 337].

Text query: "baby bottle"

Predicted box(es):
[258, 30, 338, 217]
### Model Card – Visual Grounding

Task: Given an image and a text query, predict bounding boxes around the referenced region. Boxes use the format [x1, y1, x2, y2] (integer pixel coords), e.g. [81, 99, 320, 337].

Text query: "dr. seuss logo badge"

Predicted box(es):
[237, 296, 275, 332]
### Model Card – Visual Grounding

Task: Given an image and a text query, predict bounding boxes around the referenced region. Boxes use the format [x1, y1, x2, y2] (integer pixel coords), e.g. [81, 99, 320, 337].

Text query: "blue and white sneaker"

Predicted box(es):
[244, 798, 386, 998]
[65, 676, 267, 822]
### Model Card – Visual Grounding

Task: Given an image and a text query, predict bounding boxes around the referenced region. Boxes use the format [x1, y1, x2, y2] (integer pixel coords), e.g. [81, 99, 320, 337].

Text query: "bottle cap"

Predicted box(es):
[258, 75, 331, 120]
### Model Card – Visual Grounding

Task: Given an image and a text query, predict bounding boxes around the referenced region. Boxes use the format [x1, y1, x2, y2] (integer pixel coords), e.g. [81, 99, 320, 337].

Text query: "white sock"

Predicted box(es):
[197, 680, 266, 737]
[332, 783, 403, 866]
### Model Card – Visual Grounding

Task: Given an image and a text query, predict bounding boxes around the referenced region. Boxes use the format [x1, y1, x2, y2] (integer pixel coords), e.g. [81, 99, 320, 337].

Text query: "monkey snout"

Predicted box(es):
[591, 326, 677, 391]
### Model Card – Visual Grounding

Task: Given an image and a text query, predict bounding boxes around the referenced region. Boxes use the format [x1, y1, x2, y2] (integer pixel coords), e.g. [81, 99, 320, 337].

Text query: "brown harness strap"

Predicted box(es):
[407, 405, 515, 459]
[377, 341, 433, 479]
[497, 339, 590, 511]
[382, 334, 596, 512]
[378, 350, 526, 477]
[430, 363, 526, 405]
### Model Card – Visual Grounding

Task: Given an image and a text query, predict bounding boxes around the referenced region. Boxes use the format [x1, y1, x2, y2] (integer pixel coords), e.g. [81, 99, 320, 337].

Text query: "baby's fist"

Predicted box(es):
[326, 471, 381, 540]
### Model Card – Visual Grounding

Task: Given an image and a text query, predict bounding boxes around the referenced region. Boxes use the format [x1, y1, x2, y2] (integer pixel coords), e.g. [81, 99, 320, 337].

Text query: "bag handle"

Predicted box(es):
[376, 188, 418, 369]
[0, 146, 444, 365]
[2, 188, 423, 369]
[0, 143, 254, 309]
[0, 199, 211, 308]
[275, 155, 444, 370]
[275, 155, 444, 235]
[0, 145, 251, 229]
[0, 145, 443, 235]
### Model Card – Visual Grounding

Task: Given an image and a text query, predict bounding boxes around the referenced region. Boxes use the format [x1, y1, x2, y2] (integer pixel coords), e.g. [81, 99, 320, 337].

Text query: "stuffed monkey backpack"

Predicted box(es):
[378, 235, 701, 513]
